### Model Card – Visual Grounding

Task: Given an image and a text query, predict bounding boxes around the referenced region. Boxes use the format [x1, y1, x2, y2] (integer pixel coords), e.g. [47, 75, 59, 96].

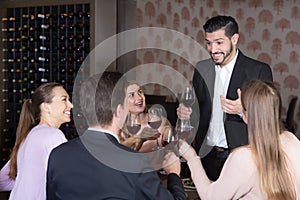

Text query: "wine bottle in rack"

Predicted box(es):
[19, 46, 27, 52]
[2, 48, 11, 52]
[22, 56, 35, 63]
[67, 57, 74, 63]
[68, 67, 75, 75]
[30, 78, 48, 84]
[8, 28, 15, 32]
[68, 23, 76, 31]
[40, 24, 50, 30]
[60, 13, 68, 20]
[59, 35, 66, 41]
[39, 46, 50, 52]
[37, 13, 51, 20]
[85, 12, 91, 18]
[9, 17, 16, 21]
[68, 12, 74, 20]
[38, 35, 49, 41]
[38, 57, 49, 63]
[37, 67, 50, 73]
[76, 34, 84, 41]
[77, 11, 84, 19]
[76, 56, 84, 64]
[77, 23, 89, 29]
[67, 45, 74, 52]
[59, 57, 67, 63]
[2, 58, 14, 63]
[59, 24, 67, 30]
[75, 45, 84, 52]
[22, 14, 29, 19]
[37, 13, 45, 19]
[30, 14, 35, 21]
[58, 45, 66, 52]
[68, 34, 75, 41]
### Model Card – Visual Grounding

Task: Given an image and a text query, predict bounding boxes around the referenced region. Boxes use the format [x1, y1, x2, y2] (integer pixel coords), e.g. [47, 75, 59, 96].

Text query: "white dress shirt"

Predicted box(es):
[206, 50, 238, 148]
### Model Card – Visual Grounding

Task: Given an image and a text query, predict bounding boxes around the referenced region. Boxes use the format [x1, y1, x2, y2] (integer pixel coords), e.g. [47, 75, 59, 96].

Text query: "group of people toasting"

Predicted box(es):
[1, 15, 300, 200]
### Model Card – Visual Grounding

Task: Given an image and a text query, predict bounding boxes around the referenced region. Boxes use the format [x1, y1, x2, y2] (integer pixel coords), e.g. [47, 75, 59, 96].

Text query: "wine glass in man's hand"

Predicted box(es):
[181, 87, 195, 107]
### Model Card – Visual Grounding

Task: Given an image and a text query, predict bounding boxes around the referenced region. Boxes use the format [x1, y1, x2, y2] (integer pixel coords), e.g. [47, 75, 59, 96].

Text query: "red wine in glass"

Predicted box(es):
[127, 124, 141, 135]
[181, 87, 195, 107]
[161, 139, 169, 147]
[148, 120, 162, 129]
[182, 99, 195, 107]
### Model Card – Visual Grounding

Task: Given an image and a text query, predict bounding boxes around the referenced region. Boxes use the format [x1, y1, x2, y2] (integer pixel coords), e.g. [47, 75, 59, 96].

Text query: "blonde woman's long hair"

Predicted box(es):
[241, 80, 296, 200]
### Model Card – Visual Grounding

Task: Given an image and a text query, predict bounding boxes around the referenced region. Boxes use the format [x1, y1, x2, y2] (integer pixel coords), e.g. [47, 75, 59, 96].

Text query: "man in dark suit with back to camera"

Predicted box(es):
[177, 15, 273, 181]
[46, 72, 186, 199]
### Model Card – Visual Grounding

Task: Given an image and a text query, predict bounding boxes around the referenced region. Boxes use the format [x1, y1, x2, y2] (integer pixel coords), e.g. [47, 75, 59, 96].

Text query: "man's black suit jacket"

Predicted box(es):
[46, 129, 186, 200]
[191, 50, 273, 154]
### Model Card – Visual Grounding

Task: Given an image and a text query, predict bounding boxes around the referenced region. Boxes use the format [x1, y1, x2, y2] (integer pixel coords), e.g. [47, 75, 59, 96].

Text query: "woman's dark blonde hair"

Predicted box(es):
[241, 80, 296, 200]
[9, 82, 63, 179]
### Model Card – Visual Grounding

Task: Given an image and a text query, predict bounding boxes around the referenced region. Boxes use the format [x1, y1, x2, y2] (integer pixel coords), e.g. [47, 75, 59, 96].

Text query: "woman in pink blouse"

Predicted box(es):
[0, 82, 73, 200]
[178, 80, 300, 199]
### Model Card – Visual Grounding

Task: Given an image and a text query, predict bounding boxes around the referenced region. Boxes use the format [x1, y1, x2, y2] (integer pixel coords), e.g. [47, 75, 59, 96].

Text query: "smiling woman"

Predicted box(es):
[120, 82, 170, 152]
[0, 82, 73, 200]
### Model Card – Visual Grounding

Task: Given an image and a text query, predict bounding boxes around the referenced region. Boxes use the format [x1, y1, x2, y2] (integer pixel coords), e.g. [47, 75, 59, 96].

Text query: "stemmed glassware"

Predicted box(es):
[176, 86, 195, 140]
[161, 126, 178, 150]
[148, 105, 163, 150]
[181, 86, 195, 107]
[125, 113, 141, 136]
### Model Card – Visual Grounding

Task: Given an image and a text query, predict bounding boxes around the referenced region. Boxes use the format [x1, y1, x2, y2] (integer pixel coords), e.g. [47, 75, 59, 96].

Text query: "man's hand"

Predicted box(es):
[176, 103, 192, 120]
[163, 152, 180, 175]
[220, 88, 242, 115]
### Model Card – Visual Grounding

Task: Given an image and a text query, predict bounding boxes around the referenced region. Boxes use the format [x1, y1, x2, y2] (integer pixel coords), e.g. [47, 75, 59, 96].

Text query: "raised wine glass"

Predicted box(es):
[176, 86, 195, 140]
[125, 113, 141, 136]
[148, 105, 163, 150]
[181, 86, 195, 107]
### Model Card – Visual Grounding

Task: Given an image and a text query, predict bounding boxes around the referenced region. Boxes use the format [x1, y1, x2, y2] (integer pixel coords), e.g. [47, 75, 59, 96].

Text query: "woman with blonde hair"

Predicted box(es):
[121, 81, 170, 152]
[177, 80, 300, 199]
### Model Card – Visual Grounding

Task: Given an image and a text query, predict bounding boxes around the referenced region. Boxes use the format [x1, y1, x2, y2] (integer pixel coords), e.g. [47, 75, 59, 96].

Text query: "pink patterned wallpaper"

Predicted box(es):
[134, 0, 300, 137]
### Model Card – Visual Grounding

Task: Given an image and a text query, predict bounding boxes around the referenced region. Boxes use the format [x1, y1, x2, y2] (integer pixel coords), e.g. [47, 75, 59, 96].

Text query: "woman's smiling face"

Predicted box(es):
[126, 84, 146, 115]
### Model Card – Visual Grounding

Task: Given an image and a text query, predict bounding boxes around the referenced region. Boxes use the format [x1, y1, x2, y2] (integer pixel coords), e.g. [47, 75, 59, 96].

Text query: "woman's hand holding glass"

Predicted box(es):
[122, 113, 160, 150]
[125, 113, 141, 136]
[148, 105, 164, 150]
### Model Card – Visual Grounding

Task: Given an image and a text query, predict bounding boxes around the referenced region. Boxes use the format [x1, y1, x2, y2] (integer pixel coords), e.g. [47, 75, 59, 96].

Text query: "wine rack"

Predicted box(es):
[1, 3, 90, 165]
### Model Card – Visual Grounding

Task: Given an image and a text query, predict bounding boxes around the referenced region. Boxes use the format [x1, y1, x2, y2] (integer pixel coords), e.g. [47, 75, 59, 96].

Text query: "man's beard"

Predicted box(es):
[211, 44, 233, 65]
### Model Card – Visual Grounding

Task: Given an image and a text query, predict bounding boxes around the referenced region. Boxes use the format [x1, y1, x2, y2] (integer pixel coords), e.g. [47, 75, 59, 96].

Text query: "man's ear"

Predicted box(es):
[231, 33, 239, 46]
[115, 104, 127, 129]
[115, 104, 123, 118]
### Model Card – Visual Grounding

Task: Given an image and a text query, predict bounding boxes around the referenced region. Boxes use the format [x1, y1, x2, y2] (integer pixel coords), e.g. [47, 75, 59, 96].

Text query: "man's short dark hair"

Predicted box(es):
[80, 71, 128, 126]
[203, 15, 239, 38]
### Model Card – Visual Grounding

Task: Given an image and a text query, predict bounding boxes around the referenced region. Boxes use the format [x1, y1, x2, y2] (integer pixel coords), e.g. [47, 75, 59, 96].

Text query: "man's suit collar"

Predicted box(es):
[88, 127, 120, 143]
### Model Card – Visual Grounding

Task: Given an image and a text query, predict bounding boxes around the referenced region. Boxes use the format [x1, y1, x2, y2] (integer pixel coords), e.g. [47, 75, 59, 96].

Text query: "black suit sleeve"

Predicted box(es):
[46, 153, 59, 200]
[167, 173, 187, 200]
[258, 63, 273, 82]
[137, 171, 186, 200]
